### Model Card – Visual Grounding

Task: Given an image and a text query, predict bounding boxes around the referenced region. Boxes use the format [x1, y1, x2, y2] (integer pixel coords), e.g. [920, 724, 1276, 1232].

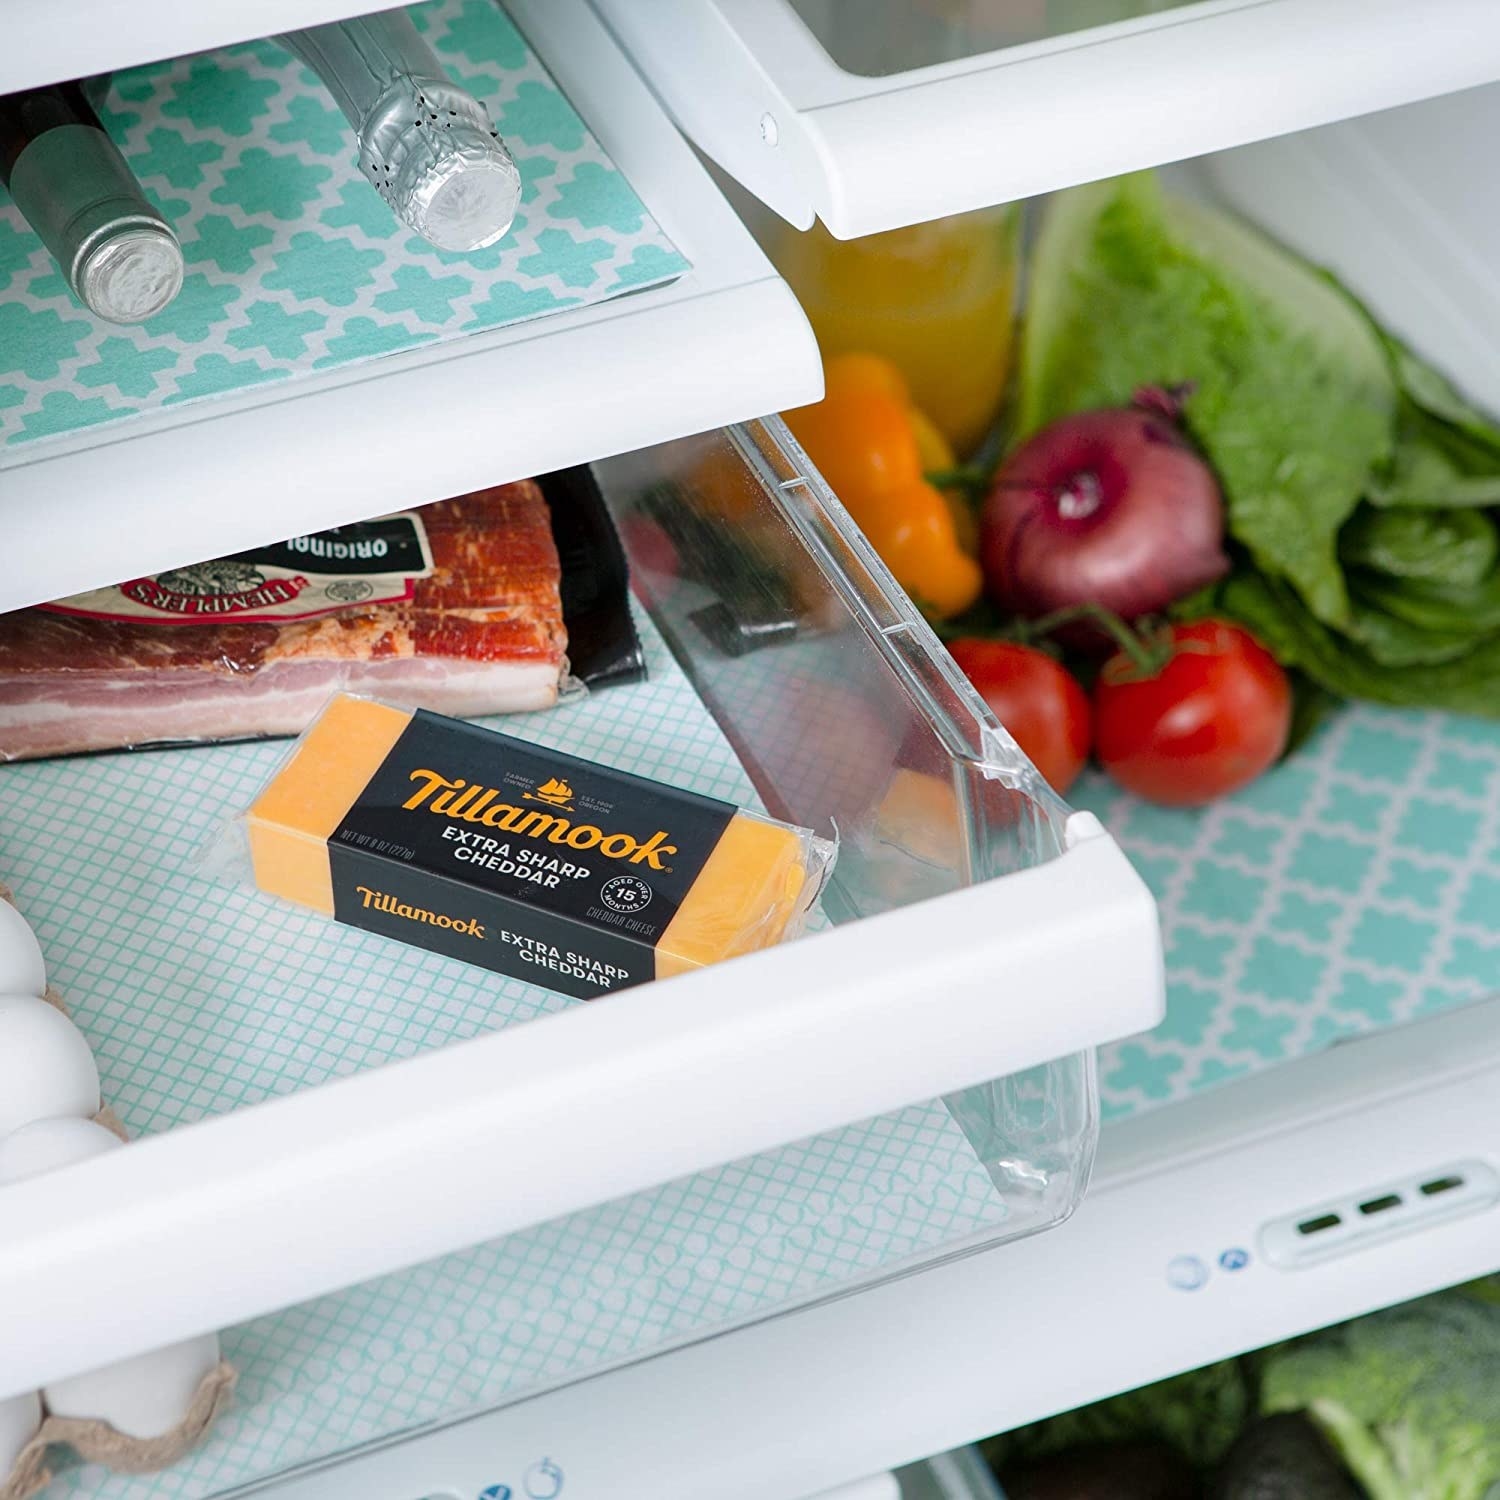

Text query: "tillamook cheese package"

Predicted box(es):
[237, 695, 833, 998]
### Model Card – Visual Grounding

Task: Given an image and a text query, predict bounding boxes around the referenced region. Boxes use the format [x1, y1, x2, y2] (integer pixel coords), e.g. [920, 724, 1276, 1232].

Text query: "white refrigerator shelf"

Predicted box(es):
[592, 0, 1500, 238]
[0, 0, 821, 614]
[1079, 702, 1500, 1120]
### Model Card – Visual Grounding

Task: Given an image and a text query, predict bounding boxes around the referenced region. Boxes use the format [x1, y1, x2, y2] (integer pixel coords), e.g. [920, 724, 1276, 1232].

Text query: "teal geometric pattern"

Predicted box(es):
[1073, 706, 1500, 1120]
[3, 609, 1007, 1500]
[0, 0, 689, 453]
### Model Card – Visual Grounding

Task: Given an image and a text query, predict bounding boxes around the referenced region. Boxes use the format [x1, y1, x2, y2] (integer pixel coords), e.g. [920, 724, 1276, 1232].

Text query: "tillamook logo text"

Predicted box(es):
[401, 767, 679, 870]
[356, 886, 485, 938]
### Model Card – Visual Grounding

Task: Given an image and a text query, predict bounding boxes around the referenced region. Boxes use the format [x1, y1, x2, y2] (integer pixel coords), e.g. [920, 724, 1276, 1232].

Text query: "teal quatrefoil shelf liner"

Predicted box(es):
[2, 607, 1009, 1500]
[0, 0, 690, 451]
[1076, 705, 1500, 1121]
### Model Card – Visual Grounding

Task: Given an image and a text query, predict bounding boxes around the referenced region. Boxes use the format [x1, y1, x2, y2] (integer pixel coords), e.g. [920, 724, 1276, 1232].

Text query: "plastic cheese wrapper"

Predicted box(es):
[216, 695, 835, 997]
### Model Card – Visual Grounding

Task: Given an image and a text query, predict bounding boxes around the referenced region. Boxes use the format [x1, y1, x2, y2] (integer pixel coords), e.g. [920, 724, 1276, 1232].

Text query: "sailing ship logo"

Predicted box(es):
[524, 776, 575, 811]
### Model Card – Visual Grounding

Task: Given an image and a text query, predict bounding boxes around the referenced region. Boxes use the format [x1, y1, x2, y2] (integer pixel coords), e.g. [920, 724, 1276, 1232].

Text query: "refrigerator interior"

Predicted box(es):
[303, 79, 1500, 1500]
[293, 78, 1500, 1500]
[0, 0, 824, 612]
[3, 5, 1500, 1498]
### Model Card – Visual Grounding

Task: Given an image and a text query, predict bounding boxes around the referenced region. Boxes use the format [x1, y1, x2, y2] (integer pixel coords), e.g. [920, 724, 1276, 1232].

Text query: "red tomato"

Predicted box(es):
[1093, 619, 1291, 806]
[948, 638, 1091, 795]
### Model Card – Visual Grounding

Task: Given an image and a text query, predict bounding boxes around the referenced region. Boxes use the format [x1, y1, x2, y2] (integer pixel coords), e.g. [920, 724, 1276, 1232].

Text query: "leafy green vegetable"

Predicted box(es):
[1341, 595, 1484, 667]
[1018, 169, 1500, 719]
[1019, 173, 1395, 627]
[1260, 1289, 1500, 1500]
[1221, 571, 1500, 716]
[1341, 505, 1497, 588]
[1354, 569, 1500, 636]
[1368, 428, 1500, 510]
[989, 1361, 1253, 1471]
[1371, 337, 1500, 508]
[1384, 334, 1500, 463]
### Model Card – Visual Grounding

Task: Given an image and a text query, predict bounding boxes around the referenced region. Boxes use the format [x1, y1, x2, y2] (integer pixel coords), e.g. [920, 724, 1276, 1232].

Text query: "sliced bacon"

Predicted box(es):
[0, 482, 567, 761]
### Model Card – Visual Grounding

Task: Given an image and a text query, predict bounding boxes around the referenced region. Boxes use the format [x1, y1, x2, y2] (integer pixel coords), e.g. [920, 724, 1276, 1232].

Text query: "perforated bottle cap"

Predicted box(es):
[76, 223, 185, 324]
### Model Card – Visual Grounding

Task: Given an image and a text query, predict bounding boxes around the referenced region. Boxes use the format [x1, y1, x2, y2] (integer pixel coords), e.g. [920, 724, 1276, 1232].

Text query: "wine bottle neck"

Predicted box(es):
[279, 13, 520, 253]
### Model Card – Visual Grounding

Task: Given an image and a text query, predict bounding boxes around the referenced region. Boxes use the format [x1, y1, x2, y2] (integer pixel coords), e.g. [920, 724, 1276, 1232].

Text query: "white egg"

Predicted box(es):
[0, 902, 45, 999]
[43, 1333, 221, 1440]
[0, 1390, 41, 1475]
[0, 996, 99, 1137]
[0, 1116, 121, 1183]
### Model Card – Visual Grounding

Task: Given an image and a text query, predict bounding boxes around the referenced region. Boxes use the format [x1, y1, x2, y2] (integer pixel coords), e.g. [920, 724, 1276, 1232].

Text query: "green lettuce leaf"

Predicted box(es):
[1355, 569, 1500, 635]
[1221, 571, 1500, 717]
[1372, 335, 1500, 507]
[1368, 431, 1500, 509]
[1018, 173, 1396, 627]
[1343, 590, 1488, 667]
[1341, 504, 1498, 588]
[1384, 335, 1500, 462]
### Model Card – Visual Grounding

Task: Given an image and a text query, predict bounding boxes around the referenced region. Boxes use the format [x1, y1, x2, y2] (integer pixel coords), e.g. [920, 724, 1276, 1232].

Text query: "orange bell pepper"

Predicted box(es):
[785, 354, 981, 619]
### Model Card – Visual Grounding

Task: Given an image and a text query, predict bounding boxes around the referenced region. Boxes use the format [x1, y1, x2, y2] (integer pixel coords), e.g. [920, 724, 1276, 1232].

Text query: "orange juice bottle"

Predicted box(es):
[768, 204, 1021, 459]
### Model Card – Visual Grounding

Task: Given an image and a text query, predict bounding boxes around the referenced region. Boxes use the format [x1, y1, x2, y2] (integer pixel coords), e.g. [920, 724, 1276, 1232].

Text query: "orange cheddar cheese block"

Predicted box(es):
[656, 813, 809, 980]
[249, 696, 411, 917]
[243, 695, 832, 997]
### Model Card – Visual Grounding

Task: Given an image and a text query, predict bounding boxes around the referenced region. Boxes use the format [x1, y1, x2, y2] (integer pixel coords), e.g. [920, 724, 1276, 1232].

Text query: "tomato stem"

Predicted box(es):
[1015, 603, 1169, 675]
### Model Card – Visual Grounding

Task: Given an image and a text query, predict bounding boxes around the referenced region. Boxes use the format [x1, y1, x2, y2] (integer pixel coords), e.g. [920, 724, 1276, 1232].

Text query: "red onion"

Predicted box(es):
[981, 390, 1229, 646]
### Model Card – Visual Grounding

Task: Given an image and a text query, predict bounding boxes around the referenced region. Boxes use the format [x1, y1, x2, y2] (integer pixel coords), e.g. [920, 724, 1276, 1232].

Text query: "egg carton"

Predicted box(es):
[0, 883, 235, 1500]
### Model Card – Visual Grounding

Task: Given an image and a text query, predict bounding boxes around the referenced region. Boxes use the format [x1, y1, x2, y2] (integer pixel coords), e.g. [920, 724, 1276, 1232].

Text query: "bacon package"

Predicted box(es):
[0, 481, 581, 762]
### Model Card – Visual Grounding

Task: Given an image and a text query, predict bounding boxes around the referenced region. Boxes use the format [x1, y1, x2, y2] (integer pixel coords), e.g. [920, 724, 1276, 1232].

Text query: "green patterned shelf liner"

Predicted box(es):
[2, 606, 1009, 1500]
[1073, 705, 1500, 1121]
[0, 0, 690, 452]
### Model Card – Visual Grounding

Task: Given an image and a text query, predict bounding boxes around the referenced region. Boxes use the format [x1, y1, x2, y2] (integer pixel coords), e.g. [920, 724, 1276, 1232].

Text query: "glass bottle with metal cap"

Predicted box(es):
[280, 9, 521, 253]
[0, 79, 184, 324]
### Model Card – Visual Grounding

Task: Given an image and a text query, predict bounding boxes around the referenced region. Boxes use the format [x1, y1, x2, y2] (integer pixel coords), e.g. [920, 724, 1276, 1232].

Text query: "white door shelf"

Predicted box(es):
[0, 418, 1162, 1414]
[590, 0, 1500, 238]
[0, 0, 821, 615]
